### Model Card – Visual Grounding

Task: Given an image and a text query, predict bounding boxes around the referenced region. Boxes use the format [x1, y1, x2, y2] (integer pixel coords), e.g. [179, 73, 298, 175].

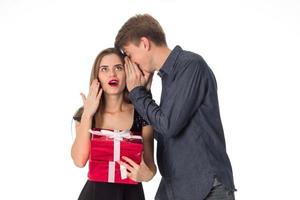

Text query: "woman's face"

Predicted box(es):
[98, 53, 126, 95]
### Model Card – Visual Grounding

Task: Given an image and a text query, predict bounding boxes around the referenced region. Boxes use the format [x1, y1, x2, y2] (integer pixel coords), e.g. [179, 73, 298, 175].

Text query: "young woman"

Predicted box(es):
[71, 48, 156, 200]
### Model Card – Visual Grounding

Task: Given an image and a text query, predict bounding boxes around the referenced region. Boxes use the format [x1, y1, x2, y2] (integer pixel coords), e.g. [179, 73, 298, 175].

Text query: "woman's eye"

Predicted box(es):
[100, 67, 108, 72]
[115, 66, 124, 71]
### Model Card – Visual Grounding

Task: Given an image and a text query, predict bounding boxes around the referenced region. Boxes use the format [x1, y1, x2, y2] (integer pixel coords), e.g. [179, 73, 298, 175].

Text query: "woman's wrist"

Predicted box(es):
[137, 163, 156, 182]
[81, 112, 93, 120]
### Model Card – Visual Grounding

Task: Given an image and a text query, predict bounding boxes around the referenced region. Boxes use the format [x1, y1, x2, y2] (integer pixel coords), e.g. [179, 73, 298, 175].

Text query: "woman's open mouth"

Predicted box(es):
[108, 79, 119, 87]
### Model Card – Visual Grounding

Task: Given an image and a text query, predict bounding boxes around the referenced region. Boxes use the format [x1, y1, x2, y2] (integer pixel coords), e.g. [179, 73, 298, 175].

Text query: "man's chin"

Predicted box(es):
[140, 66, 153, 74]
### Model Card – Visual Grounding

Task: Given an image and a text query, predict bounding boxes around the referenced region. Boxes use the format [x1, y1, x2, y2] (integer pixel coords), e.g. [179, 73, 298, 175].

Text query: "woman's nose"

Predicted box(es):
[108, 68, 117, 76]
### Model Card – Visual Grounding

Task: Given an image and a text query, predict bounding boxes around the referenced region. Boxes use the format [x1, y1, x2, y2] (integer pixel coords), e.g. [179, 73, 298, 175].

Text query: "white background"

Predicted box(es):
[0, 0, 300, 199]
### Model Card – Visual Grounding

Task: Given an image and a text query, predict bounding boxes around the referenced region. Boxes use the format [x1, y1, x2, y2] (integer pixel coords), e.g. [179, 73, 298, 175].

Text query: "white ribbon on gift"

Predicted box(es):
[90, 129, 143, 141]
[89, 129, 142, 182]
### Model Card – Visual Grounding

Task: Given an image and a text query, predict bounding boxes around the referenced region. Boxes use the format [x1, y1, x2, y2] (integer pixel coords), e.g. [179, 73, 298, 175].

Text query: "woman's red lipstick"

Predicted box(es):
[108, 79, 119, 87]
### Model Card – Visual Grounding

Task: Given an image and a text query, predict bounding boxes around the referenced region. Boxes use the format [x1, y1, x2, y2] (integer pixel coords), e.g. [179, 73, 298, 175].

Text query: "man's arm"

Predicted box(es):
[129, 60, 216, 138]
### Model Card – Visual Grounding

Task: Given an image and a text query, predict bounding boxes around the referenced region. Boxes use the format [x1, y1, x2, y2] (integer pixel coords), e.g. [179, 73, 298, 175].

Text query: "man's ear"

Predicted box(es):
[140, 37, 151, 51]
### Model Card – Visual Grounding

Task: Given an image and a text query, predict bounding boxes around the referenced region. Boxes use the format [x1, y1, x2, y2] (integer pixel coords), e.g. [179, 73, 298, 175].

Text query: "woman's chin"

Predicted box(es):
[103, 89, 124, 96]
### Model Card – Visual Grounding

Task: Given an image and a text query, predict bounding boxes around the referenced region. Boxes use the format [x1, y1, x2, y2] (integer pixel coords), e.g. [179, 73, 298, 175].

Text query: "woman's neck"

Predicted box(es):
[103, 94, 127, 113]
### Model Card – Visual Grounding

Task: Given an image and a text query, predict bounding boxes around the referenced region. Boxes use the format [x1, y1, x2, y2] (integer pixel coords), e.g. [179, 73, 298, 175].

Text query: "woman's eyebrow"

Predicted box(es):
[99, 65, 108, 68]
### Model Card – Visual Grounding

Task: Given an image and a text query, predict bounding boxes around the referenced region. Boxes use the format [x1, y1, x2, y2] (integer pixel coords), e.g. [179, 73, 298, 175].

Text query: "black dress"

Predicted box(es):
[73, 108, 148, 200]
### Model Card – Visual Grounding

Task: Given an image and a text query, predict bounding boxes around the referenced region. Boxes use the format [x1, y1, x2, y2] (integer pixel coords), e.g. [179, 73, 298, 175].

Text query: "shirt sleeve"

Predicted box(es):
[128, 59, 217, 138]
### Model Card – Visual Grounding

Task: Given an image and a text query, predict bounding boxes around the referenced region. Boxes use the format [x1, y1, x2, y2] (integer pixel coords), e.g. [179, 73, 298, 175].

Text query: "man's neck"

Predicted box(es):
[152, 46, 172, 71]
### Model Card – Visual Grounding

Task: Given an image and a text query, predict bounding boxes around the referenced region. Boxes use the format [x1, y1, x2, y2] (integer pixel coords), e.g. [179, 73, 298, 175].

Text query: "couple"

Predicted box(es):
[71, 14, 235, 200]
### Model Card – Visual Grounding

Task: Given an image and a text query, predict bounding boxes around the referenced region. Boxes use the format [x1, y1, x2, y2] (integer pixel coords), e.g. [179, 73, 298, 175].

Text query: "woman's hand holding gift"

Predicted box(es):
[119, 156, 155, 182]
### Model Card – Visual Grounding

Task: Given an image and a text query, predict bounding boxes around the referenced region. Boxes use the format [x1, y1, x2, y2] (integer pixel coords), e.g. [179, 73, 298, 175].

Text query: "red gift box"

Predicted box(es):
[88, 129, 143, 184]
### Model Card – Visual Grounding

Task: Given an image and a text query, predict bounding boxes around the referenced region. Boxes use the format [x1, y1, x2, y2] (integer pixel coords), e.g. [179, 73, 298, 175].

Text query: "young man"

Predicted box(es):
[115, 14, 236, 200]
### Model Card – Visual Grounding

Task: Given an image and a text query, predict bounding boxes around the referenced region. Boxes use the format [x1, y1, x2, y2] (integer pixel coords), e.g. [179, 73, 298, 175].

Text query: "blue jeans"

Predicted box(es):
[204, 179, 235, 200]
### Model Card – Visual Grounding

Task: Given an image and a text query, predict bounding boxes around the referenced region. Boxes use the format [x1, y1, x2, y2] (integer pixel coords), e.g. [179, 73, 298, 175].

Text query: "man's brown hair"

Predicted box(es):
[115, 14, 167, 50]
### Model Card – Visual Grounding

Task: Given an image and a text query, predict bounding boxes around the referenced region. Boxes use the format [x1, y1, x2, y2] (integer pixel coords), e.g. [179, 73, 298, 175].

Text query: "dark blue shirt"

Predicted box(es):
[128, 46, 235, 200]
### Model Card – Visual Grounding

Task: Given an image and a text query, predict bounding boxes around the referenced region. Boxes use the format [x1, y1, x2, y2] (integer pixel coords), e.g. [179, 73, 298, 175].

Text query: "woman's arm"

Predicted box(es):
[121, 125, 157, 182]
[71, 79, 102, 168]
[71, 115, 92, 168]
[140, 125, 157, 181]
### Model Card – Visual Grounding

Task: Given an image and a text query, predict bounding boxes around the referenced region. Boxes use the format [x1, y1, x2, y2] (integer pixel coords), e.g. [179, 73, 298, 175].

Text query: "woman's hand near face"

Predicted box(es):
[72, 79, 102, 168]
[80, 79, 103, 118]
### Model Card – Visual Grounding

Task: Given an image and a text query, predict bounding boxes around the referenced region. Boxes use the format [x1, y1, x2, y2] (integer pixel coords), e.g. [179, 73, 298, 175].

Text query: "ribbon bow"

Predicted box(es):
[89, 129, 143, 140]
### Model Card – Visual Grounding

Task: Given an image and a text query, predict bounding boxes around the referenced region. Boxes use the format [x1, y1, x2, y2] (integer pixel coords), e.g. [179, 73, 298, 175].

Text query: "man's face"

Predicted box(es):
[123, 42, 152, 73]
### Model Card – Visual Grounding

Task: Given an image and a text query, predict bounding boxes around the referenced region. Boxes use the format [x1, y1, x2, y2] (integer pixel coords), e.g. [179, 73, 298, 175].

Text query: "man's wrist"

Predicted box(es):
[128, 83, 143, 92]
[128, 86, 148, 102]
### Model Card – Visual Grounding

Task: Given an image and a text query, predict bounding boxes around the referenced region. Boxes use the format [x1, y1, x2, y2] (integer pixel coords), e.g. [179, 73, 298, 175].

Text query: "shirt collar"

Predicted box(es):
[158, 45, 182, 78]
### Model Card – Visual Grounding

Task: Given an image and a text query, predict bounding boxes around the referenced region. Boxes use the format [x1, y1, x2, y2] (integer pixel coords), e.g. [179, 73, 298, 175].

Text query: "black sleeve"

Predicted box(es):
[73, 107, 84, 122]
[135, 109, 149, 127]
[141, 115, 149, 127]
